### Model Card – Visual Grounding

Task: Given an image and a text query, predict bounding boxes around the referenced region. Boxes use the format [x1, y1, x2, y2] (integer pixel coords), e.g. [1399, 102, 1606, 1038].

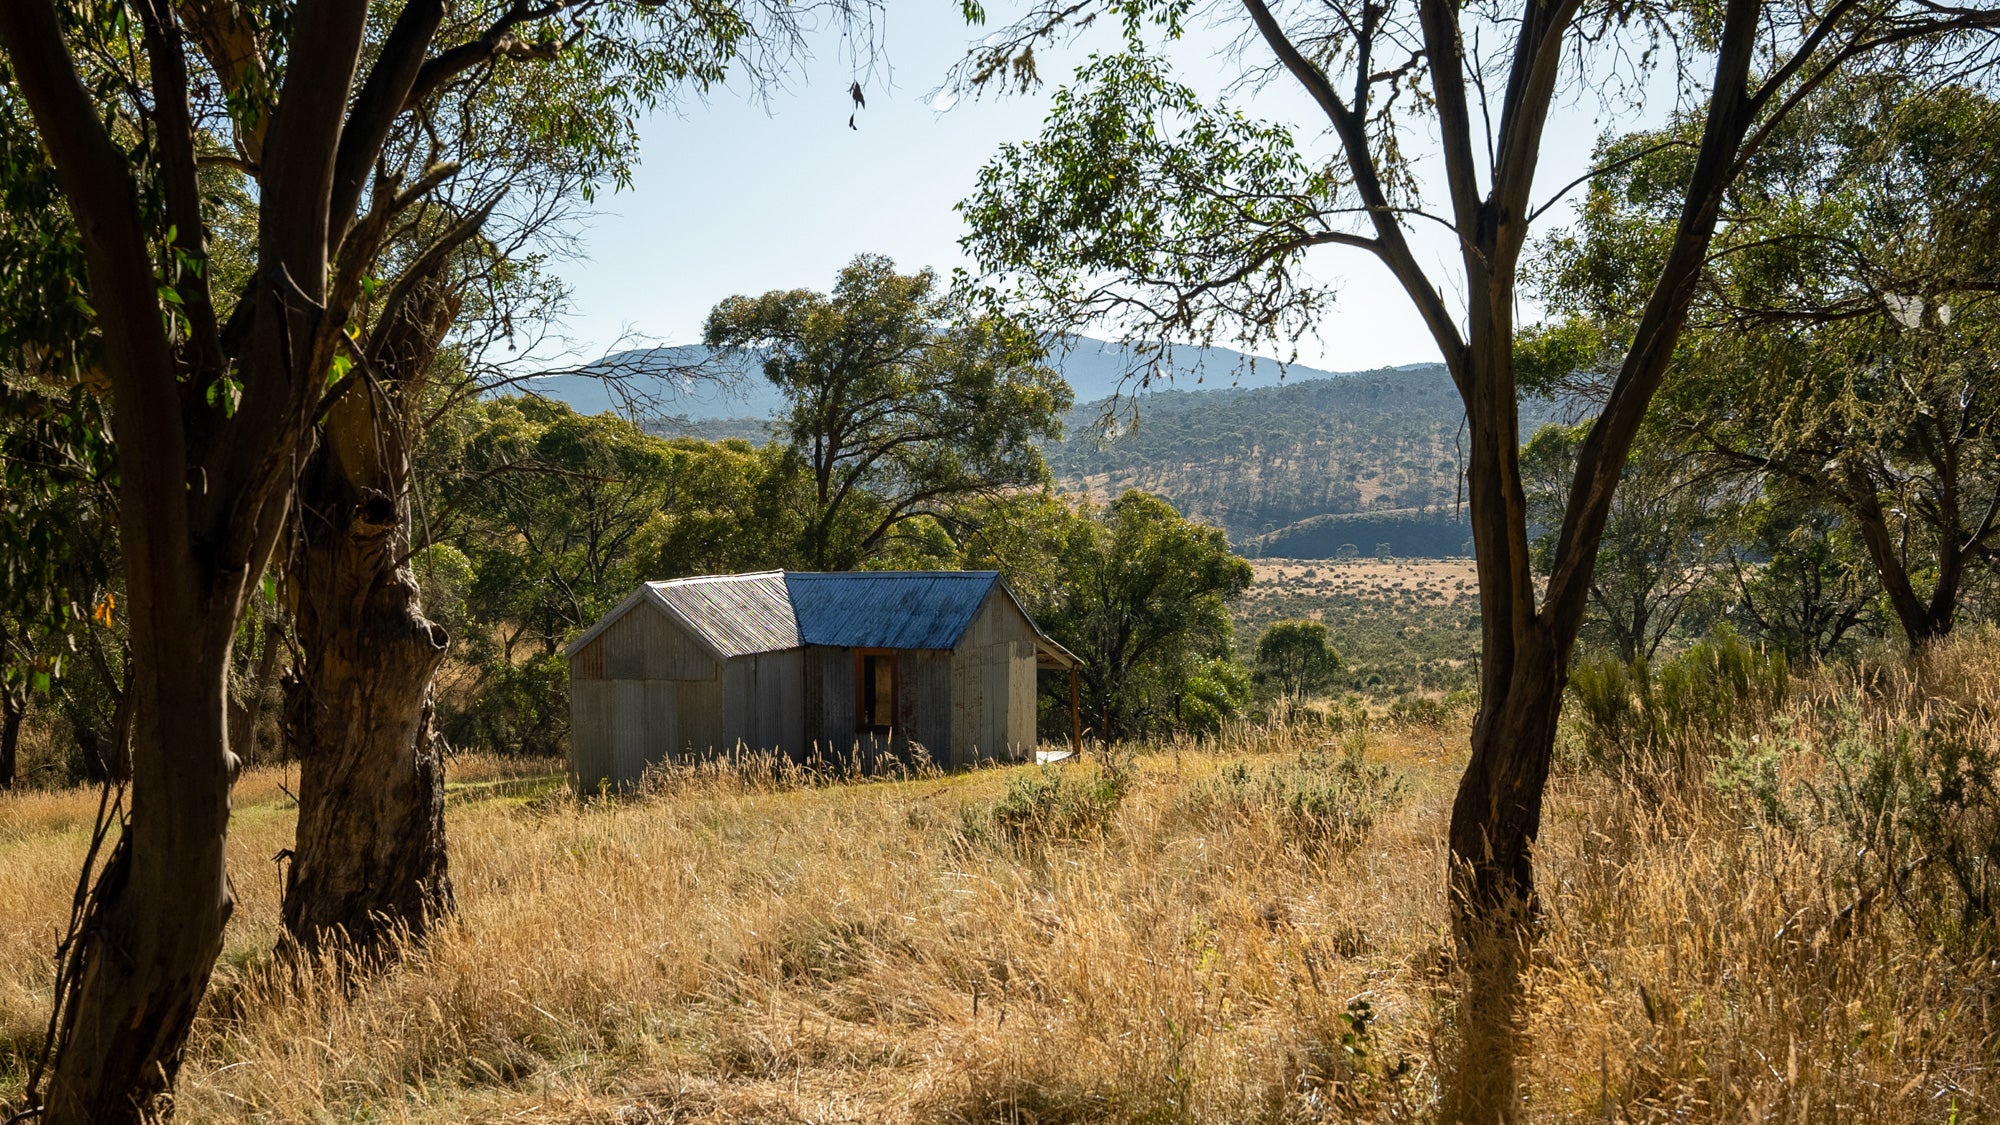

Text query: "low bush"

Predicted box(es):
[1386, 690, 1472, 730]
[1704, 637, 2000, 952]
[1567, 625, 1788, 776]
[976, 754, 1135, 843]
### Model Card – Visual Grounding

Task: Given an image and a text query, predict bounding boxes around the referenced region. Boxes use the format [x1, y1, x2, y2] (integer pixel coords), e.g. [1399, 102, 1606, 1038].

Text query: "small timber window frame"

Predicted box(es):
[855, 649, 899, 735]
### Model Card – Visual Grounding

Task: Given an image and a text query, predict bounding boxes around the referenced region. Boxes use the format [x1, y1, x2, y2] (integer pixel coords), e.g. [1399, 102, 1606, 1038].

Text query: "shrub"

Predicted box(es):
[1695, 634, 2000, 951]
[1567, 625, 1788, 776]
[1386, 694, 1462, 729]
[439, 652, 569, 759]
[1178, 658, 1250, 737]
[979, 755, 1134, 843]
[1822, 701, 2000, 948]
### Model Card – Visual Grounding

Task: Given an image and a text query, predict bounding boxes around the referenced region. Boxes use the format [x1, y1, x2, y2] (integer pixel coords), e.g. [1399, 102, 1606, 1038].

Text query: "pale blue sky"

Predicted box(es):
[550, 3, 1673, 372]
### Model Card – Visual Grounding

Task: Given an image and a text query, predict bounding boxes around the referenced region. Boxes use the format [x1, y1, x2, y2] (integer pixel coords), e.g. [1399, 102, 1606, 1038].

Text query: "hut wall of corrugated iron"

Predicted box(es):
[572, 636, 606, 679]
[949, 590, 1039, 764]
[803, 646, 851, 755]
[600, 601, 720, 680]
[722, 648, 806, 759]
[897, 649, 953, 765]
[569, 600, 725, 791]
[570, 677, 725, 790]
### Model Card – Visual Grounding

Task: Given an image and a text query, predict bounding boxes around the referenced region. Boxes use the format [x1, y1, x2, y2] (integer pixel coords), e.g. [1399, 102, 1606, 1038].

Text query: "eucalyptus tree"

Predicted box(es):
[277, 0, 823, 959]
[704, 254, 1072, 569]
[1034, 490, 1252, 739]
[1542, 78, 2000, 649]
[1254, 618, 1342, 698]
[953, 0, 2000, 1112]
[0, 0, 828, 1117]
[1519, 421, 1719, 663]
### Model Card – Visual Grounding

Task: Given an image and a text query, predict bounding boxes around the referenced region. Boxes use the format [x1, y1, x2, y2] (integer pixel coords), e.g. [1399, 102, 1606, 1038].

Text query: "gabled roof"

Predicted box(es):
[564, 570, 1077, 667]
[651, 571, 798, 657]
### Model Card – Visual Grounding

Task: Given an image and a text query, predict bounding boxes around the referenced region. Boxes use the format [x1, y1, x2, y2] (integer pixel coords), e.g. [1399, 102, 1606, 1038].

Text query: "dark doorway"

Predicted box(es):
[856, 649, 898, 734]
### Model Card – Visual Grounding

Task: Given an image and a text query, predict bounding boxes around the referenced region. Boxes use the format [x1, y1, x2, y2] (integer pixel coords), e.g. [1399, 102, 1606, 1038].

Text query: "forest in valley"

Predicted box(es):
[5, 0, 2000, 1121]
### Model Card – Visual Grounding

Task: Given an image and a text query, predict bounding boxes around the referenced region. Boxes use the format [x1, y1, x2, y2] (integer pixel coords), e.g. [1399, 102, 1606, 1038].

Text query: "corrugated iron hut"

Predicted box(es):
[565, 570, 1080, 790]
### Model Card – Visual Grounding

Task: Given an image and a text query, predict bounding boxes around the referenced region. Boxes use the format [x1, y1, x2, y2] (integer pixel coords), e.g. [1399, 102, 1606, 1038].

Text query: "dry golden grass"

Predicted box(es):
[2, 646, 1997, 1123]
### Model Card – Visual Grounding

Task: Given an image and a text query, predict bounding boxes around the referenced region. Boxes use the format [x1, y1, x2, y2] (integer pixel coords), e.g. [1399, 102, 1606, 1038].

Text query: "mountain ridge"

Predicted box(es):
[521, 337, 1434, 422]
[517, 342, 1542, 559]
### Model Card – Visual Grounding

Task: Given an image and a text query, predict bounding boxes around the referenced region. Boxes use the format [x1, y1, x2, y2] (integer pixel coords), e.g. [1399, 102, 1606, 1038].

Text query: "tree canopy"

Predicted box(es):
[1254, 619, 1342, 699]
[1537, 76, 2000, 648]
[1030, 490, 1252, 740]
[705, 254, 1072, 569]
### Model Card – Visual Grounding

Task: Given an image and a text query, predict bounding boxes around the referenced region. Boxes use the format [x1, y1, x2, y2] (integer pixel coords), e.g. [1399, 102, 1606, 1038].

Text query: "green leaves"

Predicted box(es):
[1032, 490, 1252, 739]
[704, 254, 1071, 570]
[960, 51, 1344, 380]
[205, 374, 242, 417]
[0, 376, 117, 699]
[1531, 75, 2000, 649]
[419, 394, 798, 663]
[1255, 619, 1341, 698]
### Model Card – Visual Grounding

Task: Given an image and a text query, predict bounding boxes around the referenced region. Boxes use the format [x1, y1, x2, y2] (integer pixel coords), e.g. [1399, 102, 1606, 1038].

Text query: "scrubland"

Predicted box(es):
[4, 636, 2000, 1123]
[1236, 559, 1482, 696]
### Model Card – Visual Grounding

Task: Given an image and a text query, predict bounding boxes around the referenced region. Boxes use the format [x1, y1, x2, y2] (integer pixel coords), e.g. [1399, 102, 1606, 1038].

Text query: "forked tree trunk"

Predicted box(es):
[1435, 319, 1560, 1122]
[280, 275, 457, 956]
[40, 613, 237, 1124]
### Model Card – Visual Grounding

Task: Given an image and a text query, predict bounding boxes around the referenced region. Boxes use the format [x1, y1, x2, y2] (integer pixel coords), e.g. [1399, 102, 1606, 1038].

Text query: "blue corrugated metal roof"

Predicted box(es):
[785, 571, 1001, 650]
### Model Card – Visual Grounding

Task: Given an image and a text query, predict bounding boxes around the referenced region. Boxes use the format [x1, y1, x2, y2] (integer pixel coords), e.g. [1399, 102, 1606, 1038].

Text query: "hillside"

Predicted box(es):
[524, 347, 1562, 559]
[524, 337, 1384, 423]
[1050, 366, 1562, 556]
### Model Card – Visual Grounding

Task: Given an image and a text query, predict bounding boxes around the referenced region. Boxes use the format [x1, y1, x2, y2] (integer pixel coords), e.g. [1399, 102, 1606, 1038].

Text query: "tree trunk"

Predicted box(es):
[1442, 628, 1567, 1123]
[0, 684, 23, 788]
[1439, 313, 1561, 1121]
[40, 615, 237, 1125]
[231, 618, 285, 769]
[281, 512, 451, 954]
[281, 391, 452, 956]
[1847, 485, 1956, 648]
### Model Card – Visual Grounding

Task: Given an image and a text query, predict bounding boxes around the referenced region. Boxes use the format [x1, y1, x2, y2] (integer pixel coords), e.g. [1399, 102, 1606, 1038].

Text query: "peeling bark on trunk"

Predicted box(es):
[280, 271, 458, 957]
[281, 469, 451, 954]
[1, 0, 510, 1107]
